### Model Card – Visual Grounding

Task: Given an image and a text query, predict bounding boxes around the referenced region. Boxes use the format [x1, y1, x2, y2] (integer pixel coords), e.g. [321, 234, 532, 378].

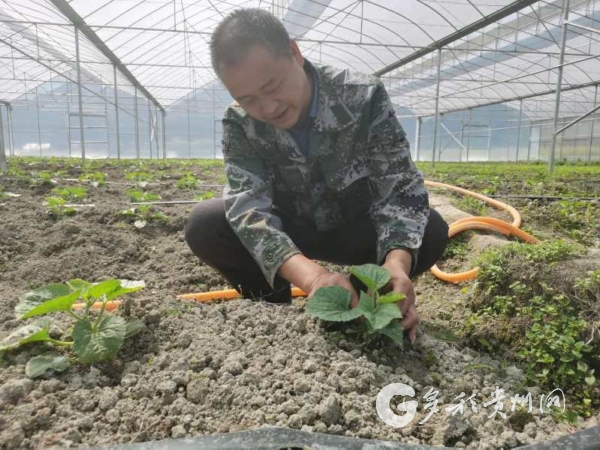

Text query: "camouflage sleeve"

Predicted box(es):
[366, 81, 429, 271]
[222, 113, 301, 288]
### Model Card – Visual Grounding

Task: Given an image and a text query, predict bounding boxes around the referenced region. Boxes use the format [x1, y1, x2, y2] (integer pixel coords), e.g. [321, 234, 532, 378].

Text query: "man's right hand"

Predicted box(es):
[278, 254, 358, 305]
[306, 271, 359, 306]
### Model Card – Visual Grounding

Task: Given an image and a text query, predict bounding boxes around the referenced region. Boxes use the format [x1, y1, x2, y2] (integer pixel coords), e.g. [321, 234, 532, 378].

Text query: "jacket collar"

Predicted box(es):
[306, 59, 357, 132]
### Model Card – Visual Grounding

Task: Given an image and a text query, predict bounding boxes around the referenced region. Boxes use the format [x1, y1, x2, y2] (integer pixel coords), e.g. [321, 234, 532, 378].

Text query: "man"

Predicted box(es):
[185, 8, 449, 343]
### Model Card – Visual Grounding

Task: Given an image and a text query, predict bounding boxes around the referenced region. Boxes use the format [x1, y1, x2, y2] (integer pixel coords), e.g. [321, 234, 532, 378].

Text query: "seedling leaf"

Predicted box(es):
[18, 290, 81, 320]
[0, 319, 52, 351]
[379, 292, 406, 304]
[357, 291, 375, 323]
[379, 322, 405, 346]
[371, 303, 403, 330]
[15, 283, 71, 318]
[87, 279, 121, 299]
[67, 279, 92, 293]
[26, 352, 70, 378]
[125, 320, 145, 338]
[305, 286, 364, 322]
[73, 316, 126, 363]
[349, 264, 390, 293]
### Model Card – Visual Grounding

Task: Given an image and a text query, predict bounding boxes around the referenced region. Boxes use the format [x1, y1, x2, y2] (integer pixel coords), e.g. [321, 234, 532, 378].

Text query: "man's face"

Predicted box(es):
[219, 41, 312, 129]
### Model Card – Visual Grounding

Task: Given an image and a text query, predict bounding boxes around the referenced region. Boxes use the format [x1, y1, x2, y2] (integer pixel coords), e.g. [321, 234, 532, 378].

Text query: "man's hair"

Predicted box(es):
[210, 8, 292, 77]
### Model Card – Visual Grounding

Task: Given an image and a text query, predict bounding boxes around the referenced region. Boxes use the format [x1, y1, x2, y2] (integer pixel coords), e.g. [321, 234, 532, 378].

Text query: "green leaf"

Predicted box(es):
[15, 284, 71, 318]
[85, 279, 144, 302]
[585, 376, 596, 386]
[371, 303, 403, 330]
[577, 361, 588, 372]
[106, 280, 145, 301]
[0, 319, 52, 351]
[349, 264, 390, 293]
[73, 316, 127, 363]
[18, 290, 81, 320]
[378, 322, 405, 346]
[356, 291, 375, 325]
[305, 286, 364, 322]
[67, 279, 92, 294]
[26, 352, 70, 378]
[87, 279, 121, 299]
[124, 320, 145, 339]
[379, 292, 406, 304]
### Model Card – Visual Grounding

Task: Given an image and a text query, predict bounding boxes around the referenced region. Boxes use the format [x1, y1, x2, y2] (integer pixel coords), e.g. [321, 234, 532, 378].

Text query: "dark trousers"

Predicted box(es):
[184, 198, 449, 303]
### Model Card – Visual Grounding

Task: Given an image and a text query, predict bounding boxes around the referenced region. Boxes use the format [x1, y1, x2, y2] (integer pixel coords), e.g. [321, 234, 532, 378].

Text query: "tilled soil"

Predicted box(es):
[0, 161, 597, 449]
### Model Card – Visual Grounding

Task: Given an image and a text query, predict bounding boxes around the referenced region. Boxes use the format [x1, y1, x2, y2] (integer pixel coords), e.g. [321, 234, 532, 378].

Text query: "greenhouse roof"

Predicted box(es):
[0, 0, 598, 119]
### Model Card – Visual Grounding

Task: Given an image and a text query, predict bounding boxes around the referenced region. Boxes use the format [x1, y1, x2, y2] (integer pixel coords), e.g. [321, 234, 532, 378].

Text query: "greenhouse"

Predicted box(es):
[0, 1, 598, 449]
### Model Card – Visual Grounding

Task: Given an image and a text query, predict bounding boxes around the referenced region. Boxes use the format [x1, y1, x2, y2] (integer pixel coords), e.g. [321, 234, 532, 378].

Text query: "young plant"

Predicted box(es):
[78, 171, 106, 187]
[120, 204, 167, 229]
[0, 279, 145, 378]
[125, 171, 155, 187]
[305, 264, 406, 345]
[126, 188, 161, 203]
[194, 191, 215, 201]
[177, 171, 199, 190]
[52, 186, 88, 201]
[45, 196, 76, 218]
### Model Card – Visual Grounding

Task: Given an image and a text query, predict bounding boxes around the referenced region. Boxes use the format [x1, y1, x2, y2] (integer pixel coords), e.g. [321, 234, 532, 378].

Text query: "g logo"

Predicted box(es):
[376, 383, 418, 428]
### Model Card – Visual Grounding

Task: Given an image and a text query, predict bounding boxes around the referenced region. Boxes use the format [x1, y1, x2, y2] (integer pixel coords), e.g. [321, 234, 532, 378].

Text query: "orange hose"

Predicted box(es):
[71, 301, 121, 311]
[176, 286, 307, 303]
[425, 180, 540, 283]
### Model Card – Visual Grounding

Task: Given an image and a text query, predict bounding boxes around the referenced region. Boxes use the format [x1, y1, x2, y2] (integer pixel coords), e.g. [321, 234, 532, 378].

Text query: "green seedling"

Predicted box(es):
[177, 171, 199, 190]
[126, 188, 161, 203]
[45, 196, 76, 218]
[120, 204, 167, 229]
[78, 172, 106, 187]
[125, 171, 155, 187]
[194, 191, 215, 201]
[305, 264, 406, 345]
[52, 186, 88, 201]
[0, 279, 145, 378]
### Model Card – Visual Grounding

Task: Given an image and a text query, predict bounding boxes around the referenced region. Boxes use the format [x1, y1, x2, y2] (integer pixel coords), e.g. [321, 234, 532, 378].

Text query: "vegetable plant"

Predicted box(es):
[125, 170, 155, 187]
[0, 279, 145, 378]
[177, 171, 199, 190]
[45, 196, 76, 218]
[194, 191, 215, 201]
[120, 204, 167, 229]
[52, 186, 88, 201]
[305, 264, 406, 345]
[127, 188, 161, 203]
[78, 171, 106, 187]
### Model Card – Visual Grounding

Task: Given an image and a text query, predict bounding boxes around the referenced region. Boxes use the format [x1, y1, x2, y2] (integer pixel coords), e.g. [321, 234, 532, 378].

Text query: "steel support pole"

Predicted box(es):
[134, 85, 140, 159]
[187, 93, 191, 158]
[527, 124, 533, 161]
[148, 100, 153, 160]
[438, 113, 445, 162]
[588, 85, 598, 162]
[161, 109, 166, 159]
[431, 49, 442, 167]
[415, 117, 421, 162]
[35, 85, 42, 156]
[466, 109, 472, 162]
[7, 104, 14, 157]
[113, 64, 121, 159]
[0, 105, 6, 173]
[75, 28, 86, 163]
[549, 0, 571, 173]
[516, 99, 523, 161]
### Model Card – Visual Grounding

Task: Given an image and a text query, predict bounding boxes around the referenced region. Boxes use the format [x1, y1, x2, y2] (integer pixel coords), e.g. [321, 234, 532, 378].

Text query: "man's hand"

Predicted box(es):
[383, 249, 419, 343]
[307, 271, 359, 306]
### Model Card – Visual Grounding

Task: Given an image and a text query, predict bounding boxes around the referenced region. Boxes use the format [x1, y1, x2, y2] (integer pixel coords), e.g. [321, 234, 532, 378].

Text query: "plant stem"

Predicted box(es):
[93, 297, 108, 331]
[68, 310, 82, 321]
[49, 338, 73, 347]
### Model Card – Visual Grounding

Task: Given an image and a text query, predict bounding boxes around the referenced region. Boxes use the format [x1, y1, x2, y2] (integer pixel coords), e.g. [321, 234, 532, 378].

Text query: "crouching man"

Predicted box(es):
[185, 8, 449, 342]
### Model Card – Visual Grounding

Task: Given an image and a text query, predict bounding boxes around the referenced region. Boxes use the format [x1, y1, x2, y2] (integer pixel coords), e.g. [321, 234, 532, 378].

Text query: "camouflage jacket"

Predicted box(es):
[222, 61, 429, 288]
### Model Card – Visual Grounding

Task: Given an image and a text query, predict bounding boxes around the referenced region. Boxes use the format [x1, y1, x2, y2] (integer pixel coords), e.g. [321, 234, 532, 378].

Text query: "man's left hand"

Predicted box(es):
[382, 250, 419, 343]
